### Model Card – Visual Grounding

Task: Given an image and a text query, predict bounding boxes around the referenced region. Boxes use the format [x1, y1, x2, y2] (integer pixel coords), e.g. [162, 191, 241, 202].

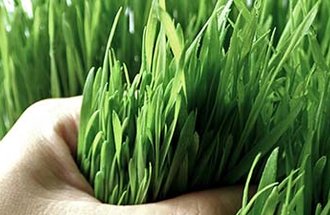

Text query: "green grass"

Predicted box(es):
[1, 0, 330, 214]
[78, 0, 330, 214]
[0, 0, 216, 138]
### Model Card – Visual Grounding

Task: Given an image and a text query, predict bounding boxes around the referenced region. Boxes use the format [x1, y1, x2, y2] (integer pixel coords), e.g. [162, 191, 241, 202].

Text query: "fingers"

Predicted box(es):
[148, 186, 244, 215]
[52, 186, 243, 215]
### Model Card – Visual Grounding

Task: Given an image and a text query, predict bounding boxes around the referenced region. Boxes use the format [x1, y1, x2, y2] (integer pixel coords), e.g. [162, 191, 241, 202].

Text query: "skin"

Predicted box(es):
[0, 97, 244, 215]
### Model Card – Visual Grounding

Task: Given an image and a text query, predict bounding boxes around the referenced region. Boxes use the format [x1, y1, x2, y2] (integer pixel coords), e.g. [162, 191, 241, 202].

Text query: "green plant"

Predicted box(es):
[0, 0, 215, 139]
[1, 0, 330, 214]
[78, 0, 330, 214]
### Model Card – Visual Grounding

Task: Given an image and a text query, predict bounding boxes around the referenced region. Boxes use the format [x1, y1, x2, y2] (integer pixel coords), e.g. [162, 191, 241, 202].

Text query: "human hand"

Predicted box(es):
[0, 97, 244, 215]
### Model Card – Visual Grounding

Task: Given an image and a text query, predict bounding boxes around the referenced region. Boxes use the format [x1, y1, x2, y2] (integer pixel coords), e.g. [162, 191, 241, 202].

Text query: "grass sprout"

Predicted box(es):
[1, 0, 330, 214]
[78, 1, 330, 214]
[0, 0, 216, 138]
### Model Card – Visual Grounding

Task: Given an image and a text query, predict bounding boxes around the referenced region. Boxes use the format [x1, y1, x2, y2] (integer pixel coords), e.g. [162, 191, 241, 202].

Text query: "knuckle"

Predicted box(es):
[27, 99, 56, 113]
[21, 98, 61, 127]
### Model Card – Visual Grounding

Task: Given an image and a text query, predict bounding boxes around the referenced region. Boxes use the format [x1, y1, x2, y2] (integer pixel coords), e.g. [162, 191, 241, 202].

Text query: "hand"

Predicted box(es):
[0, 97, 244, 215]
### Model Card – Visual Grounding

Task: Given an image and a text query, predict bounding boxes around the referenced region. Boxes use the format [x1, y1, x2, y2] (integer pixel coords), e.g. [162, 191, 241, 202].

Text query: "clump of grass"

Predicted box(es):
[78, 0, 330, 213]
[1, 0, 330, 214]
[0, 0, 216, 139]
